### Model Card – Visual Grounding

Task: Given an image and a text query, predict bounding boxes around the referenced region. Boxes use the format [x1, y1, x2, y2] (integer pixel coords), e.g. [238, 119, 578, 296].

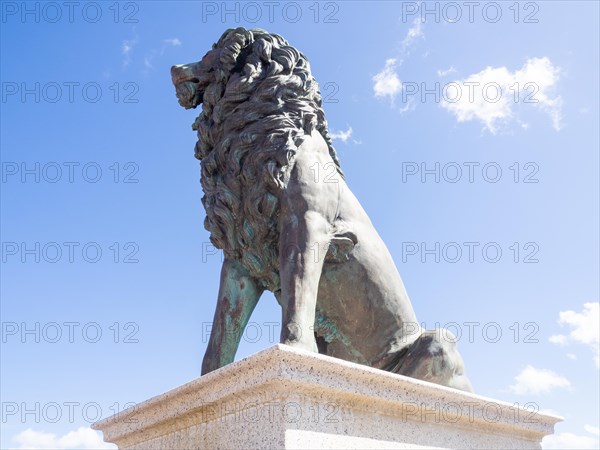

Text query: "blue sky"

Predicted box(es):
[1, 1, 598, 448]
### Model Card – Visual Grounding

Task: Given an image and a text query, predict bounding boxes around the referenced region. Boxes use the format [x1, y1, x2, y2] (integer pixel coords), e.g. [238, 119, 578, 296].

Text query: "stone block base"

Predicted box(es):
[93, 344, 560, 449]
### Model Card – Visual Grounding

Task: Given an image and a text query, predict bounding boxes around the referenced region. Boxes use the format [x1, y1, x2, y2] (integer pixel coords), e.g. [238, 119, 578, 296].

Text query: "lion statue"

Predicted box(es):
[171, 27, 472, 392]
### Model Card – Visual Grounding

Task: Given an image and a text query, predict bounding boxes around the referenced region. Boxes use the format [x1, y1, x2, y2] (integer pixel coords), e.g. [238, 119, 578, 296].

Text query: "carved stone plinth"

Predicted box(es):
[93, 345, 560, 449]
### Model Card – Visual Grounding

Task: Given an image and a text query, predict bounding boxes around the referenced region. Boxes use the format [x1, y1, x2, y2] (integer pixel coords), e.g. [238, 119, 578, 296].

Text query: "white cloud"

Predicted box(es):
[542, 431, 599, 449]
[440, 57, 563, 134]
[539, 408, 561, 417]
[373, 18, 425, 105]
[566, 353, 577, 360]
[373, 59, 402, 101]
[549, 302, 600, 368]
[330, 126, 353, 143]
[11, 427, 115, 450]
[508, 365, 571, 395]
[549, 334, 567, 345]
[518, 57, 563, 129]
[585, 425, 600, 436]
[163, 38, 182, 46]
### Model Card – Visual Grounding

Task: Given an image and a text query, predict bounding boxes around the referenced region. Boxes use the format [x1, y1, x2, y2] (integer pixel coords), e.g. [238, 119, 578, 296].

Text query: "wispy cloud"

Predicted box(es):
[121, 35, 139, 68]
[437, 66, 457, 77]
[550, 302, 599, 368]
[144, 55, 153, 70]
[400, 18, 424, 54]
[330, 126, 354, 143]
[121, 35, 181, 73]
[372, 19, 424, 105]
[398, 99, 416, 115]
[542, 427, 600, 449]
[163, 38, 182, 47]
[585, 425, 600, 436]
[508, 365, 571, 395]
[440, 57, 563, 134]
[11, 427, 115, 449]
[143, 37, 183, 74]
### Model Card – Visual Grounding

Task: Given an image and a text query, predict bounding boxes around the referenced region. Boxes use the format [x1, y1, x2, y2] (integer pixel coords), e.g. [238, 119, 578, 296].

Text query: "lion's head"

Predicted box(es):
[172, 27, 343, 291]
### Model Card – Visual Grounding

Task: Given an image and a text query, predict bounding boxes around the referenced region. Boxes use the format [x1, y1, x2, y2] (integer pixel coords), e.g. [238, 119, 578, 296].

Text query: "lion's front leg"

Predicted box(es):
[202, 258, 263, 375]
[278, 211, 330, 353]
[275, 130, 340, 353]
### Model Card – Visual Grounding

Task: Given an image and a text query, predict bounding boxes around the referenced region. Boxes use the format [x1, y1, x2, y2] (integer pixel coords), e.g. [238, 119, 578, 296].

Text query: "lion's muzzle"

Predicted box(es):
[171, 63, 206, 109]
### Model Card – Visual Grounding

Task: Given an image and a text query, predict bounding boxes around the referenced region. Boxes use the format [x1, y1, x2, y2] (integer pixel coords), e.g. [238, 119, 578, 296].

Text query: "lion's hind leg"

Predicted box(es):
[390, 329, 474, 392]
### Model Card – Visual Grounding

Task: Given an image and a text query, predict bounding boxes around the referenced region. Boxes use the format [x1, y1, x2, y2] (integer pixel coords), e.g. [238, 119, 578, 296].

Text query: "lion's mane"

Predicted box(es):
[191, 27, 343, 291]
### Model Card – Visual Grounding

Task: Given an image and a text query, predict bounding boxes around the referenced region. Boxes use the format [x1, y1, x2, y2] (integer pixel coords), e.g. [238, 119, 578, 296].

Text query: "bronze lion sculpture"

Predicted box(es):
[171, 27, 473, 392]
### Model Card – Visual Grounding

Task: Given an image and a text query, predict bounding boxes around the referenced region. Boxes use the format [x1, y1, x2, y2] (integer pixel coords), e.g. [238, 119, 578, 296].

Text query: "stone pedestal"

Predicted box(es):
[93, 344, 560, 449]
